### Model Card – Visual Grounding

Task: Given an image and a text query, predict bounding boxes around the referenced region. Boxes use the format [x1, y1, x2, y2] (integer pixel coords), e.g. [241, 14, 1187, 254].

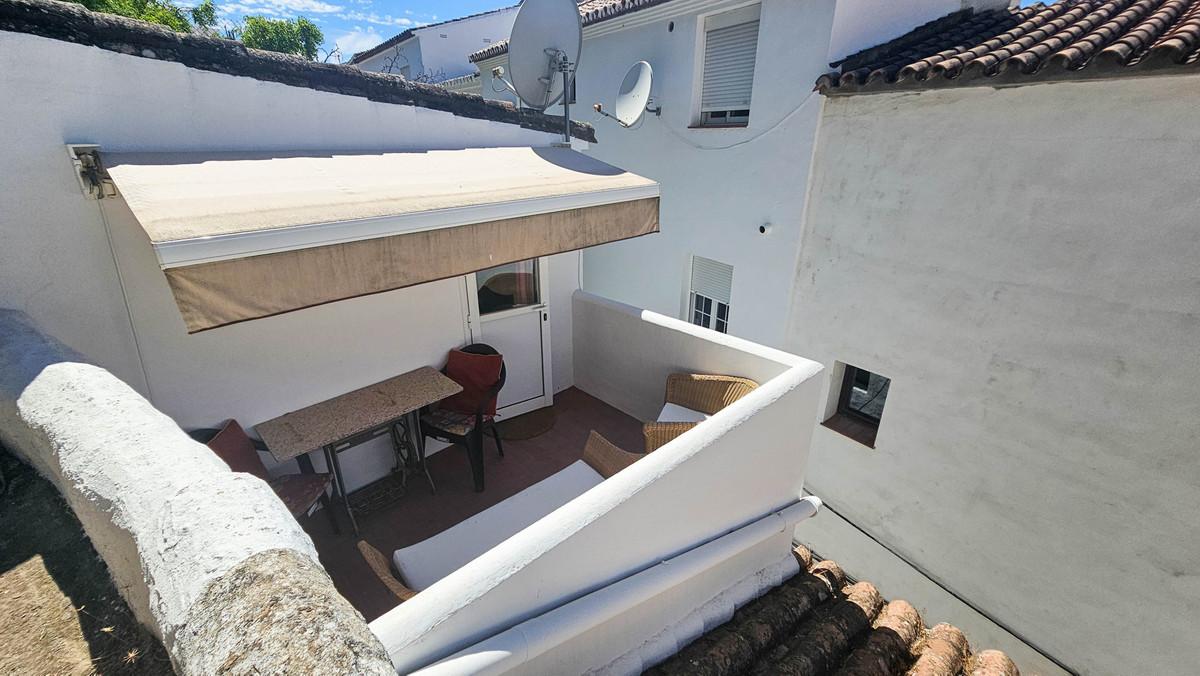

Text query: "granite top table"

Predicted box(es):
[256, 366, 462, 462]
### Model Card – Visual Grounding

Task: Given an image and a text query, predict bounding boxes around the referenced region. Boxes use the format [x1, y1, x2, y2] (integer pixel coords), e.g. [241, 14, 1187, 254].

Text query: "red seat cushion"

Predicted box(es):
[441, 349, 503, 416]
[206, 419, 271, 481]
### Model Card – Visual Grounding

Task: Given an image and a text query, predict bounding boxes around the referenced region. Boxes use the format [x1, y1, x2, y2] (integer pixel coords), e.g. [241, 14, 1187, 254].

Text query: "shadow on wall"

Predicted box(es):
[0, 448, 170, 675]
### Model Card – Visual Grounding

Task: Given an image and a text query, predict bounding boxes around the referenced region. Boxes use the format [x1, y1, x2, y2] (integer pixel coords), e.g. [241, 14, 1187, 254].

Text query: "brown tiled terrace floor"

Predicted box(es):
[300, 387, 643, 621]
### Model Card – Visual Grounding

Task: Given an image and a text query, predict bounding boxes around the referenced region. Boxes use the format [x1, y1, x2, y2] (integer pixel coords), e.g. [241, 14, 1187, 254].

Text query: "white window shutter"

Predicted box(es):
[691, 256, 734, 305]
[701, 5, 761, 112]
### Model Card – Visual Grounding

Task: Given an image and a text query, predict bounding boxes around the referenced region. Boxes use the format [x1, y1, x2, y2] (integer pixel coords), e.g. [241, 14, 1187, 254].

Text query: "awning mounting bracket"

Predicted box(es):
[67, 144, 115, 199]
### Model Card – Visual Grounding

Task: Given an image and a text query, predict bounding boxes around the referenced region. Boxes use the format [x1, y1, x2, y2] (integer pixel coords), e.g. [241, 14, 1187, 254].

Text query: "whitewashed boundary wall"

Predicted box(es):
[0, 309, 393, 675]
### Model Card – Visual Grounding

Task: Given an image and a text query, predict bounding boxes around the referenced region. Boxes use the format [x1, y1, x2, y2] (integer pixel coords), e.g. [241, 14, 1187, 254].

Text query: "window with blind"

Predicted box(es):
[698, 4, 761, 128]
[689, 256, 733, 333]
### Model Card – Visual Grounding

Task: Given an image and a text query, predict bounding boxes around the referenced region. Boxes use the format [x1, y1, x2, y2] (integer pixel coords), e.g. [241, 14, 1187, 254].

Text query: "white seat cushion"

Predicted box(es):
[656, 402, 709, 423]
[393, 460, 603, 591]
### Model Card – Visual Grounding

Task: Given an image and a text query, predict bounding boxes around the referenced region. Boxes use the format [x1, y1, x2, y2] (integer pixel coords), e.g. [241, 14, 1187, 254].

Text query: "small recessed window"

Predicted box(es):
[824, 364, 890, 447]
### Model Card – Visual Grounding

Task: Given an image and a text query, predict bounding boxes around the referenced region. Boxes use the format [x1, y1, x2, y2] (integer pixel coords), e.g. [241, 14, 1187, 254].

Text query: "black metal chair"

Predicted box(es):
[420, 343, 506, 492]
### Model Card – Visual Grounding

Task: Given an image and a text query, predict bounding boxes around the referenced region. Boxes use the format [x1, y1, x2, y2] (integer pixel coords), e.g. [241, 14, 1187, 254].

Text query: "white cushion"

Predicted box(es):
[656, 402, 709, 423]
[393, 460, 603, 591]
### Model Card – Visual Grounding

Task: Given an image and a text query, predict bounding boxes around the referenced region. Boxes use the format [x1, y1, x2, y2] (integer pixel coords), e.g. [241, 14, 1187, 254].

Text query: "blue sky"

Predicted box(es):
[214, 0, 512, 61]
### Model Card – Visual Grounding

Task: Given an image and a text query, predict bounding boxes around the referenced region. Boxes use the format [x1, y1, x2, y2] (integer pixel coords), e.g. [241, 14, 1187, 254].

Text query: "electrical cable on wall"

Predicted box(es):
[656, 88, 821, 151]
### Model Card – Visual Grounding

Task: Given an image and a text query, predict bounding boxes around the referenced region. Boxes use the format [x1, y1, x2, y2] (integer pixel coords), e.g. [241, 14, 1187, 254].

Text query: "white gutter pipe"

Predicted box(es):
[412, 496, 822, 676]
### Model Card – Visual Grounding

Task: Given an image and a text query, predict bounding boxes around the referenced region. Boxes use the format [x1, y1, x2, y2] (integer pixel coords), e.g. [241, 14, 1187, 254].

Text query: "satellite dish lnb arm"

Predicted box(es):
[593, 102, 631, 128]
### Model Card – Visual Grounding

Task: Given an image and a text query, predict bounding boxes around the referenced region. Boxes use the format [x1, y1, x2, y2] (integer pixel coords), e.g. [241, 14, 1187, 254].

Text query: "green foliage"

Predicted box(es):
[74, 0, 192, 31]
[239, 15, 324, 60]
[190, 0, 217, 30]
[63, 0, 326, 61]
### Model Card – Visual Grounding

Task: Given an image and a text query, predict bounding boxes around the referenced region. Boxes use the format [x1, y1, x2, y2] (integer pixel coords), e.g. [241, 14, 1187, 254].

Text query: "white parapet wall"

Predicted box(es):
[369, 290, 824, 673]
[415, 498, 822, 675]
[0, 309, 393, 674]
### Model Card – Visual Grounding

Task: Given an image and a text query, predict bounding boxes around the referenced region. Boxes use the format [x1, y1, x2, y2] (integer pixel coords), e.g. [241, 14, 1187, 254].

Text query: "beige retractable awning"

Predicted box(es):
[103, 147, 659, 332]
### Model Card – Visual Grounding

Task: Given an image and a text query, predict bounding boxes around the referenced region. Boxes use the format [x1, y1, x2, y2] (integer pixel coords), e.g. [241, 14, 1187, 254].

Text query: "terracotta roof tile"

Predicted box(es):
[816, 0, 1200, 95]
[648, 545, 1021, 676]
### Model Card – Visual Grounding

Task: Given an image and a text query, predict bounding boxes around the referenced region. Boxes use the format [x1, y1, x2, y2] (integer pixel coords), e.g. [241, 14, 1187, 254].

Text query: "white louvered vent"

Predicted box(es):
[691, 256, 734, 305]
[700, 5, 761, 114]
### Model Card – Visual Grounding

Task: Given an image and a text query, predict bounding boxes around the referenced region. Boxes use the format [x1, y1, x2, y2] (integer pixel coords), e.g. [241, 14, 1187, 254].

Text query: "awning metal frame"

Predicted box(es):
[66, 144, 115, 200]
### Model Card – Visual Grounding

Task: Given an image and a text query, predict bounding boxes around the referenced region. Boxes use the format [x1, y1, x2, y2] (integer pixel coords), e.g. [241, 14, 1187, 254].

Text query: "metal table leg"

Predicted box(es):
[392, 412, 435, 494]
[396, 425, 415, 489]
[324, 444, 359, 537]
[411, 411, 436, 493]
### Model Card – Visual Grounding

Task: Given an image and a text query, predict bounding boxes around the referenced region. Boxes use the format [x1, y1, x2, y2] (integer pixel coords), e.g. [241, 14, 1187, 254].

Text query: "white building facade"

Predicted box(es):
[474, 0, 1009, 348]
[350, 5, 517, 82]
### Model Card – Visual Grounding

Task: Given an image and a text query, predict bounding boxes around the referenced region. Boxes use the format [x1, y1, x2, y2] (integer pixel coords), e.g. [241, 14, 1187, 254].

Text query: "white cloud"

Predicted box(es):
[332, 25, 386, 55]
[218, 0, 341, 17]
[336, 10, 413, 26]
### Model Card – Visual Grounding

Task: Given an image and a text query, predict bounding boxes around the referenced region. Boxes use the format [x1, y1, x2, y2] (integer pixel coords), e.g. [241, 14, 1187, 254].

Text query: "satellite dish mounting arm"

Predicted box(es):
[543, 48, 573, 146]
[593, 98, 661, 128]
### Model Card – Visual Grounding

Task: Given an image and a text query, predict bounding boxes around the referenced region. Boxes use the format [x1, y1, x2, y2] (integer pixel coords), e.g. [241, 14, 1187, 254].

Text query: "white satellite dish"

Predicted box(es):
[614, 61, 653, 126]
[594, 60, 662, 128]
[507, 0, 581, 112]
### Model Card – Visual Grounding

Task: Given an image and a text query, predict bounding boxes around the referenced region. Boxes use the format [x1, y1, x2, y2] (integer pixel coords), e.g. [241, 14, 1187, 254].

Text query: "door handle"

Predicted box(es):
[543, 312, 548, 321]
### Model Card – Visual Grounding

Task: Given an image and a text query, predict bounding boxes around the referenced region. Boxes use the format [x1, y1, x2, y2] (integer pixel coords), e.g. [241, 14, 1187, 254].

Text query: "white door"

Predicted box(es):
[463, 257, 553, 418]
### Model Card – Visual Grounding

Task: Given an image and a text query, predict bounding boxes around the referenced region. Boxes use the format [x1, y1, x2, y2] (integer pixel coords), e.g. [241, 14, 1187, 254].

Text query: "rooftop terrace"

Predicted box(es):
[304, 387, 642, 622]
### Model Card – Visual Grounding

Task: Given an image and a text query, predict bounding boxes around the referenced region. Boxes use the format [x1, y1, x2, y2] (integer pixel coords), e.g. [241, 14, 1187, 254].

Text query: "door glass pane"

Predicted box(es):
[477, 259, 540, 315]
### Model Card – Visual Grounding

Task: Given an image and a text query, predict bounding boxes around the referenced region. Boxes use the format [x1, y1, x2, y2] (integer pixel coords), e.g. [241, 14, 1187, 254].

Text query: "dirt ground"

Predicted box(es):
[0, 448, 172, 675]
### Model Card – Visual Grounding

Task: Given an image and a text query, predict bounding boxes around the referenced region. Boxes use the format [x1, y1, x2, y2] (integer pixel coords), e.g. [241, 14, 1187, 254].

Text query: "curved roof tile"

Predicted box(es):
[816, 0, 1200, 96]
[647, 545, 1021, 675]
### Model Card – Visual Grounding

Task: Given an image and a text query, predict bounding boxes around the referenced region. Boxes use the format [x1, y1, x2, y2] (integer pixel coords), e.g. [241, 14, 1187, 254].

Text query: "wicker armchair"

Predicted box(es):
[581, 430, 646, 478]
[664, 373, 759, 415]
[642, 421, 698, 452]
[641, 373, 760, 452]
[357, 539, 417, 603]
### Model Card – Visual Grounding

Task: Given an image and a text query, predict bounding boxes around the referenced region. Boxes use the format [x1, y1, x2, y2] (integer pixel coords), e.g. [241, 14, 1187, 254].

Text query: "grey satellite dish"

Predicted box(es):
[507, 0, 581, 112]
[594, 60, 662, 128]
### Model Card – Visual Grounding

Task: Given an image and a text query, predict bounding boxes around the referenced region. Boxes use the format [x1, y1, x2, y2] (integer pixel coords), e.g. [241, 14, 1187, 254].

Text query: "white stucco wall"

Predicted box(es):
[419, 507, 807, 674]
[0, 32, 576, 492]
[355, 37, 425, 77]
[543, 0, 837, 350]
[792, 75, 1200, 676]
[357, 7, 517, 81]
[0, 310, 392, 674]
[416, 8, 517, 82]
[548, 250, 581, 394]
